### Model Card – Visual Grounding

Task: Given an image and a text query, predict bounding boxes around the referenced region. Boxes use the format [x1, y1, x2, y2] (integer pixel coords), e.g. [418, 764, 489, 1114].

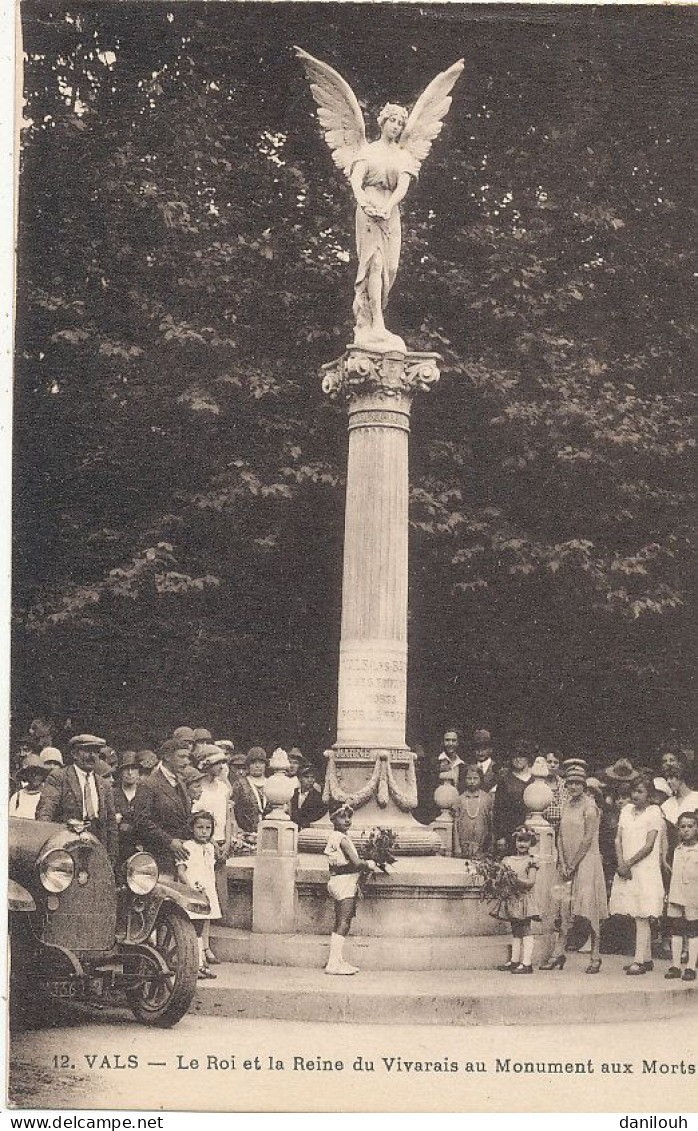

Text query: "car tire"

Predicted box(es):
[127, 905, 199, 1027]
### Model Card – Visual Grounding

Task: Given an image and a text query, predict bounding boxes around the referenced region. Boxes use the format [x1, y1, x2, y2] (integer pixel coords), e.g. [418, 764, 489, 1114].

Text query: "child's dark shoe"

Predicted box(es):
[496, 961, 516, 971]
[511, 964, 533, 974]
[664, 966, 682, 979]
[682, 968, 696, 982]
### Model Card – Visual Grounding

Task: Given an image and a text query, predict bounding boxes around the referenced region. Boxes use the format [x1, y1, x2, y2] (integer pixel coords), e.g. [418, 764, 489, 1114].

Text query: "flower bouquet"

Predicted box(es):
[473, 855, 524, 920]
[358, 827, 398, 885]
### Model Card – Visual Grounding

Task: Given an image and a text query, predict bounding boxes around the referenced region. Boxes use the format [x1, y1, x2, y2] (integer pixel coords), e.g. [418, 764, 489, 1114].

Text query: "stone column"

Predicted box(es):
[524, 776, 558, 960]
[252, 819, 298, 935]
[431, 783, 459, 856]
[298, 347, 442, 856]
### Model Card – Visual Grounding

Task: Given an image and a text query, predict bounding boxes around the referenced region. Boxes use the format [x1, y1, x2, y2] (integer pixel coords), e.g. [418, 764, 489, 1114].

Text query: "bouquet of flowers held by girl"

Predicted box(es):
[358, 828, 398, 885]
[475, 855, 527, 921]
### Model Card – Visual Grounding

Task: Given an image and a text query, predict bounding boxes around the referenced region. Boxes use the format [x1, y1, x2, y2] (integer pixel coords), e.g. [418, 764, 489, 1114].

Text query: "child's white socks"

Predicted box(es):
[325, 932, 359, 975]
[521, 935, 534, 966]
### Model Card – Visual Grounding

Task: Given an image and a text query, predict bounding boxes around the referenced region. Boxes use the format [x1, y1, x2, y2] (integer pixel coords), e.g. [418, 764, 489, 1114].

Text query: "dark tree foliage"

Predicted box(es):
[13, 3, 694, 760]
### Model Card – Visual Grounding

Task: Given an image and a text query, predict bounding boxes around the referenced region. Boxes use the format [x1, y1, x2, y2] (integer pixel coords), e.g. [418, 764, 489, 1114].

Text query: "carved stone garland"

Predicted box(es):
[323, 748, 419, 812]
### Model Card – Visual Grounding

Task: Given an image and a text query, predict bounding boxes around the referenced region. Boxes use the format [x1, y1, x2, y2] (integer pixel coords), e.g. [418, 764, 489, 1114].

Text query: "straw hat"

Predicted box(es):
[603, 757, 639, 783]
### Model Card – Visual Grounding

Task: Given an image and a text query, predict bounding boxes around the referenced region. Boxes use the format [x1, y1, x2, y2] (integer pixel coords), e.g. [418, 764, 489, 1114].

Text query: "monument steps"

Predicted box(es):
[192, 956, 696, 1027]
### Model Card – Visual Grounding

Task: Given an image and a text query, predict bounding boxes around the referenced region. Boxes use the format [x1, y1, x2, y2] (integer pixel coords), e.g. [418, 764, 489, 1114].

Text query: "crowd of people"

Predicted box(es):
[9, 726, 326, 979]
[422, 727, 698, 979]
[9, 720, 697, 983]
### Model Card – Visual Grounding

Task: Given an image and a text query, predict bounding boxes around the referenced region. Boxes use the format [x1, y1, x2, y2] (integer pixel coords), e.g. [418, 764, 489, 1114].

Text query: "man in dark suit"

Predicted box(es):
[36, 733, 119, 864]
[133, 738, 192, 874]
[289, 763, 327, 829]
[473, 728, 498, 792]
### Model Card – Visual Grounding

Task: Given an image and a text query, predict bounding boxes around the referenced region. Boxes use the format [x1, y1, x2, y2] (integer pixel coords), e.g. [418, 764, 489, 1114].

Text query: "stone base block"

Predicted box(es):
[223, 855, 545, 951]
[210, 926, 521, 970]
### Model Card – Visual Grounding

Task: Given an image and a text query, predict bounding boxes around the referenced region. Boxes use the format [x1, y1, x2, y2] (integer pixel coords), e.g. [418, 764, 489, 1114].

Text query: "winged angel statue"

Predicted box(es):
[295, 47, 465, 353]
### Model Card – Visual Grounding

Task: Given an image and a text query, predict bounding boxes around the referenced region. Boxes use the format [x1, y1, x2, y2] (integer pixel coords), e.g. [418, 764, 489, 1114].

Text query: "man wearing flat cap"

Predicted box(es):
[191, 728, 213, 766]
[137, 748, 158, 773]
[172, 726, 196, 757]
[36, 734, 119, 864]
[133, 738, 192, 874]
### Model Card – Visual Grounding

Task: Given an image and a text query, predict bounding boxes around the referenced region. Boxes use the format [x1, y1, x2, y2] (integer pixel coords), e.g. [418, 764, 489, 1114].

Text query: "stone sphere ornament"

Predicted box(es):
[523, 776, 554, 818]
[434, 782, 460, 815]
[264, 747, 296, 820]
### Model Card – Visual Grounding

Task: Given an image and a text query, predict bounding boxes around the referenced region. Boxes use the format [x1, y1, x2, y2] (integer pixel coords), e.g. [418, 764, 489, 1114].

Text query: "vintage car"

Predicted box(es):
[9, 816, 209, 1027]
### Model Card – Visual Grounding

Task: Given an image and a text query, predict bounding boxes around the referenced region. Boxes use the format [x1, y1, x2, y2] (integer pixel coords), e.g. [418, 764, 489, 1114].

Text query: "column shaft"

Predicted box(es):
[337, 392, 411, 748]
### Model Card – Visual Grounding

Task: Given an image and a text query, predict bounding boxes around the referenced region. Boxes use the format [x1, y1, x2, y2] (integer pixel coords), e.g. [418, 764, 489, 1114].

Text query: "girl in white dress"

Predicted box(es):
[323, 802, 375, 976]
[177, 810, 221, 980]
[609, 775, 666, 974]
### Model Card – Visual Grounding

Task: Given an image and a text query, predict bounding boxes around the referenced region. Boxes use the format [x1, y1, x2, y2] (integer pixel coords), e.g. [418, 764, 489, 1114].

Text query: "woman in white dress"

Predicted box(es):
[609, 775, 667, 974]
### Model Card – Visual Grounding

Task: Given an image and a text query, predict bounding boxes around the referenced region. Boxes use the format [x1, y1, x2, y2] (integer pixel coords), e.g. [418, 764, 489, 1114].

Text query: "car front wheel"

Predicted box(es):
[127, 905, 199, 1027]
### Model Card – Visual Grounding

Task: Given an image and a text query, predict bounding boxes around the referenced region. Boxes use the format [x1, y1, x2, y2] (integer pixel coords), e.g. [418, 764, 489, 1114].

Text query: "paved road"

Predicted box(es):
[8, 1005, 697, 1113]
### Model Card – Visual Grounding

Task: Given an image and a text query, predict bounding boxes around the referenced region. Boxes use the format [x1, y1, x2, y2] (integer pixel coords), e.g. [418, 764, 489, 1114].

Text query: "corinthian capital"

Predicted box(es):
[321, 347, 441, 402]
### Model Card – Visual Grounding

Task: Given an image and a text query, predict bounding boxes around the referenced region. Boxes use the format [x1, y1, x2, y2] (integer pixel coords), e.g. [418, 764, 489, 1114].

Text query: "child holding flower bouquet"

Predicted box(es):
[496, 826, 540, 974]
[323, 801, 376, 976]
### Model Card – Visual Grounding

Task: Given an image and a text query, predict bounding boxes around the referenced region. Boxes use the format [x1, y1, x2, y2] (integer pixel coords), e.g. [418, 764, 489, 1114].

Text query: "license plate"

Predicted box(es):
[45, 979, 85, 1000]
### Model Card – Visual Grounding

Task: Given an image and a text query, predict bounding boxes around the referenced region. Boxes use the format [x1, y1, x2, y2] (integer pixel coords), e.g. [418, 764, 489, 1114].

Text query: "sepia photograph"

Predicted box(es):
[6, 0, 696, 1115]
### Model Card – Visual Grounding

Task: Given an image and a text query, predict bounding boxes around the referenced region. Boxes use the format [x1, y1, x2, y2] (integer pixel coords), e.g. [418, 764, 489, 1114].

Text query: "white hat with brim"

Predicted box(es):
[39, 747, 64, 767]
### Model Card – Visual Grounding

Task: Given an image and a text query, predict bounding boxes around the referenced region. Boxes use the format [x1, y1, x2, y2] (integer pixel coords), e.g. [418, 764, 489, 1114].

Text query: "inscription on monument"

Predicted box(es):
[337, 647, 407, 746]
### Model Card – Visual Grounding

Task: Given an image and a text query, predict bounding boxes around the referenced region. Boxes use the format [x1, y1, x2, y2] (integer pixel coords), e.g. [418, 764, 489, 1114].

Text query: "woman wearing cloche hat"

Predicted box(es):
[231, 748, 268, 835]
[540, 759, 608, 974]
[9, 755, 50, 819]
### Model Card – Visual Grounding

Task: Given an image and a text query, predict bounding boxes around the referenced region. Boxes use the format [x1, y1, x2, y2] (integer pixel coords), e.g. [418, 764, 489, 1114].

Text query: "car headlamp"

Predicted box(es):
[39, 849, 75, 893]
[126, 852, 159, 895]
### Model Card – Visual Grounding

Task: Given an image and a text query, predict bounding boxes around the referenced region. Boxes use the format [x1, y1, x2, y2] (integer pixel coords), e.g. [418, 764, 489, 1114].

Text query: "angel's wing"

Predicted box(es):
[400, 59, 465, 171]
[294, 47, 366, 178]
